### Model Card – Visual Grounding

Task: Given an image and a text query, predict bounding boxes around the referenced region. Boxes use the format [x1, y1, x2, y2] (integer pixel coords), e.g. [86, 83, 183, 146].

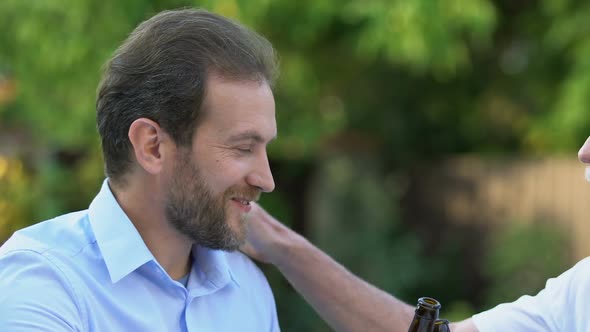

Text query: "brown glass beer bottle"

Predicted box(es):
[433, 319, 450, 332]
[407, 297, 441, 332]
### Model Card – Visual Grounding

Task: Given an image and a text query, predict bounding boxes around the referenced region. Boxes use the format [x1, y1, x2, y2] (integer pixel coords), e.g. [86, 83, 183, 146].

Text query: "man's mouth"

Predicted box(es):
[230, 197, 254, 213]
[231, 197, 251, 205]
[231, 197, 252, 213]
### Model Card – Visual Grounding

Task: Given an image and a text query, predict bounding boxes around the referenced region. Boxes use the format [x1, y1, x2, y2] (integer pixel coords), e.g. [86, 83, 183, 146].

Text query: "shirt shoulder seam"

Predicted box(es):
[6, 248, 89, 331]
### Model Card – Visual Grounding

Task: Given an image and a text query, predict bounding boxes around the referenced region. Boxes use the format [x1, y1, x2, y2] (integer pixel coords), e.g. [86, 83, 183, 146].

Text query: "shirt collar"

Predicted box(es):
[88, 179, 153, 284]
[191, 245, 241, 289]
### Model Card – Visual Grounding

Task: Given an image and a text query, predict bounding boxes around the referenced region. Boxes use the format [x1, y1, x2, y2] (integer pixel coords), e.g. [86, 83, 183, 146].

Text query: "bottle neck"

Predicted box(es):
[414, 297, 441, 320]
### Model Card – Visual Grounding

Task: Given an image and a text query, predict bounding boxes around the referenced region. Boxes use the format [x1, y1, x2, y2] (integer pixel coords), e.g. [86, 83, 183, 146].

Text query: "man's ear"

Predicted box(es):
[128, 118, 170, 175]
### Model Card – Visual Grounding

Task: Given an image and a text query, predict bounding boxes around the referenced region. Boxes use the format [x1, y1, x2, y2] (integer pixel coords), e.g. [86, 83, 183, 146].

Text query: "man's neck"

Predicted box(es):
[108, 179, 193, 280]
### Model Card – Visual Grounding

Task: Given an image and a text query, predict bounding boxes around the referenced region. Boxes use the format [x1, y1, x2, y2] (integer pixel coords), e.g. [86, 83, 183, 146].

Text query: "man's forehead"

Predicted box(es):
[226, 129, 277, 144]
[199, 78, 275, 117]
[196, 75, 277, 143]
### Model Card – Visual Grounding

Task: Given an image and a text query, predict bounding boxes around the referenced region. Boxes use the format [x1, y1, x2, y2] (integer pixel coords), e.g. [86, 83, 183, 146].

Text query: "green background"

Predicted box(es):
[1, 0, 588, 330]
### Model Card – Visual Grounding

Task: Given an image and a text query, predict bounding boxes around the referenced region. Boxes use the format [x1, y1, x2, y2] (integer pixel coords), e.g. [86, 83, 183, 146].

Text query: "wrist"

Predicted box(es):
[273, 230, 310, 271]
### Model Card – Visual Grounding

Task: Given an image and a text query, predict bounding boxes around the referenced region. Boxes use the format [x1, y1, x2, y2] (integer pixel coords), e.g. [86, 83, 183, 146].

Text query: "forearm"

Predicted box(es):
[274, 234, 415, 332]
[242, 204, 478, 332]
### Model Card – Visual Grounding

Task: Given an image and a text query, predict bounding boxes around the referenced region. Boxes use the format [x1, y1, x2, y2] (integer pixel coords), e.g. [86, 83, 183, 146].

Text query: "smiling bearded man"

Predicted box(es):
[0, 8, 281, 332]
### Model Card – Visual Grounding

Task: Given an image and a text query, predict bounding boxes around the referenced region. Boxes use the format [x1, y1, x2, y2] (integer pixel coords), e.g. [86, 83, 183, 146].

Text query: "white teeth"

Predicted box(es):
[585, 167, 590, 182]
[234, 198, 250, 205]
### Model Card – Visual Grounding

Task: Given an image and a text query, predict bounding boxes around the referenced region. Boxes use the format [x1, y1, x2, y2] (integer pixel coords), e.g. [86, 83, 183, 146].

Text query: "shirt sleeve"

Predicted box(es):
[0, 250, 84, 331]
[472, 257, 590, 332]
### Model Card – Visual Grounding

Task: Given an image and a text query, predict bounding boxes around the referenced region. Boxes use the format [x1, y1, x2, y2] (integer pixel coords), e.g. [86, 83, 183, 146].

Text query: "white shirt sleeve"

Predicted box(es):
[472, 257, 590, 332]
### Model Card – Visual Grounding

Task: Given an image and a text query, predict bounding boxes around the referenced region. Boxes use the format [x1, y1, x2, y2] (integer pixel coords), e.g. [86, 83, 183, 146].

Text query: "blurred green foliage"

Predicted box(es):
[482, 221, 571, 308]
[1, 0, 588, 330]
[310, 156, 426, 299]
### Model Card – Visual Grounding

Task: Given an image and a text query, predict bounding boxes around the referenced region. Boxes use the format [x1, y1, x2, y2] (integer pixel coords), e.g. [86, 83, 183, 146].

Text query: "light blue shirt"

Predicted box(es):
[0, 180, 280, 332]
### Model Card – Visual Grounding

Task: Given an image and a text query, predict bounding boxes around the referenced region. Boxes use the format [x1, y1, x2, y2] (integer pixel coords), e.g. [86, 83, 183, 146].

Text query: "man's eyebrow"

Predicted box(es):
[227, 130, 277, 143]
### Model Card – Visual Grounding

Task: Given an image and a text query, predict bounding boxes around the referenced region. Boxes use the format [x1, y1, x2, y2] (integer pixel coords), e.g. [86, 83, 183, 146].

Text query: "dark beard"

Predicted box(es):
[165, 154, 243, 251]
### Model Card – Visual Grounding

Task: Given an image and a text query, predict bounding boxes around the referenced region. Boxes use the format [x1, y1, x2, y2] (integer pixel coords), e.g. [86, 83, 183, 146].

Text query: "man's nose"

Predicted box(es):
[247, 153, 275, 193]
[578, 136, 590, 163]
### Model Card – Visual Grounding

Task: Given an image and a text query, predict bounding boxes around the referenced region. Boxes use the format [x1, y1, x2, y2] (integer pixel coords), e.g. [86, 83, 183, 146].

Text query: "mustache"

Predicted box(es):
[225, 186, 261, 202]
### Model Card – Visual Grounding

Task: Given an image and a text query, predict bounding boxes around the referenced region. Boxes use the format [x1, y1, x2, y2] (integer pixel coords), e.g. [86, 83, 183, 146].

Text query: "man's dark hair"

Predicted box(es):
[96, 8, 278, 185]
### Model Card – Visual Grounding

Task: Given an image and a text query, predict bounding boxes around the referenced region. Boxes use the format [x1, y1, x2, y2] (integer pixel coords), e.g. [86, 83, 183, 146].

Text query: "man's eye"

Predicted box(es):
[237, 146, 252, 153]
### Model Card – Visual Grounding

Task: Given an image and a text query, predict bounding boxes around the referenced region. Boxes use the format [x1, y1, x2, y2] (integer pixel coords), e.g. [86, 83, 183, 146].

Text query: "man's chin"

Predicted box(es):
[217, 235, 243, 252]
[226, 214, 247, 238]
[206, 228, 245, 252]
